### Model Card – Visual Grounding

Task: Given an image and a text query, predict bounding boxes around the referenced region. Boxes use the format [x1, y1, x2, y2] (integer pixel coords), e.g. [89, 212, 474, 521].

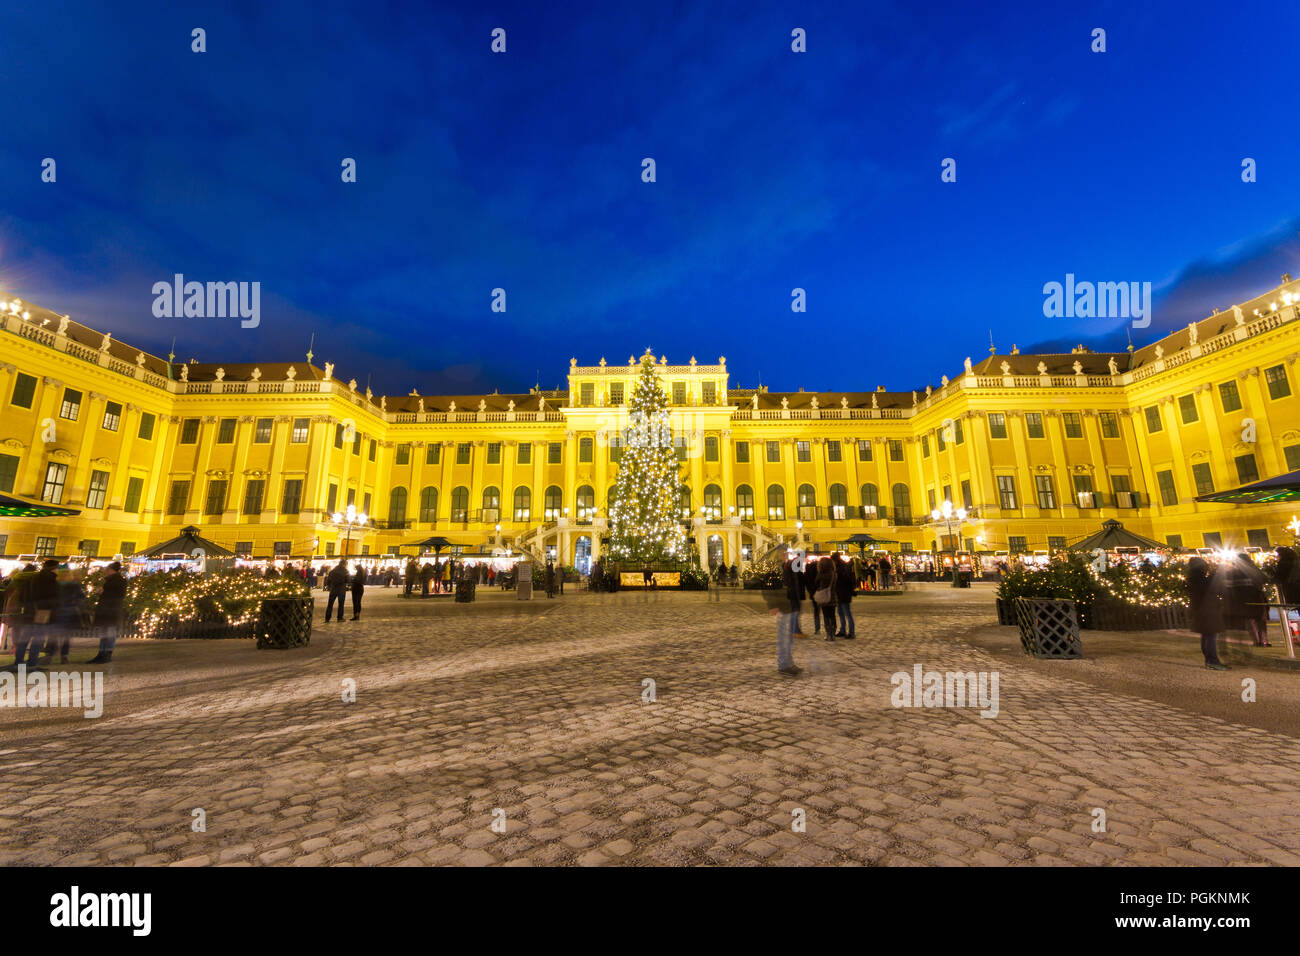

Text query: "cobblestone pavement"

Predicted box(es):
[2, 586, 1298, 866]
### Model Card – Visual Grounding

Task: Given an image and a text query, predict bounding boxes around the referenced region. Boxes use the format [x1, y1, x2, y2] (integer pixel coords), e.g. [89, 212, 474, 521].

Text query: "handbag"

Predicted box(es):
[814, 581, 833, 605]
[34, 609, 52, 625]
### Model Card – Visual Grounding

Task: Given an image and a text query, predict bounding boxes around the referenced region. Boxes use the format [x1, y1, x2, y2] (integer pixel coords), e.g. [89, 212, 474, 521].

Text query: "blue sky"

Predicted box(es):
[1, 0, 1297, 394]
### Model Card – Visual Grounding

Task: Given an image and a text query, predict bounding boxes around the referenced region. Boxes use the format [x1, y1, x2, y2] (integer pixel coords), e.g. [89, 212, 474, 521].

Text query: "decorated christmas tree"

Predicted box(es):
[608, 352, 688, 564]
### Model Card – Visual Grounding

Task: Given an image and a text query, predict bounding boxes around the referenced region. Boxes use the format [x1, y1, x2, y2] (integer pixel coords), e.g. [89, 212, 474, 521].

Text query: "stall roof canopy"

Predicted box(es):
[410, 536, 460, 552]
[1067, 519, 1166, 553]
[0, 494, 80, 518]
[137, 526, 235, 558]
[1195, 469, 1300, 504]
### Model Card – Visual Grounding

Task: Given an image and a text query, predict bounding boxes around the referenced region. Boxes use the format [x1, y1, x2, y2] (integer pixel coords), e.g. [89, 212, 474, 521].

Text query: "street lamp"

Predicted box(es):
[1288, 515, 1300, 544]
[929, 499, 967, 588]
[332, 503, 368, 557]
[795, 519, 804, 547]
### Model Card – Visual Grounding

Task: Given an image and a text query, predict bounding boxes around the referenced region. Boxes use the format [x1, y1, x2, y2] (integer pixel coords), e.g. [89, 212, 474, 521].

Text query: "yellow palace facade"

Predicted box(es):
[3, 276, 1300, 570]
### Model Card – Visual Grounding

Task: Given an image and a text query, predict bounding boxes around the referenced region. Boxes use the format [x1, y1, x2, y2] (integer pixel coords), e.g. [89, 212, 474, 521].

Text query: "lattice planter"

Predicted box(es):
[996, 598, 1017, 626]
[1014, 598, 1083, 659]
[256, 596, 313, 649]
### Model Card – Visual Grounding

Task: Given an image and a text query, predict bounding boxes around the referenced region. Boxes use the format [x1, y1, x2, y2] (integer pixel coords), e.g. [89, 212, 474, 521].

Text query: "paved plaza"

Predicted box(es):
[2, 585, 1299, 866]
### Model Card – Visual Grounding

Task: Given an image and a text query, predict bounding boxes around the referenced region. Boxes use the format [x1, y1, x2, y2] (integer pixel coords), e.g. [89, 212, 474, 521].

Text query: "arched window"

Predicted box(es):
[451, 486, 469, 522]
[389, 487, 407, 523]
[544, 485, 563, 520]
[797, 483, 817, 520]
[767, 484, 785, 521]
[513, 486, 530, 522]
[703, 483, 722, 523]
[482, 486, 500, 522]
[735, 484, 754, 520]
[860, 483, 880, 519]
[576, 484, 595, 522]
[678, 485, 691, 518]
[829, 483, 848, 520]
[892, 483, 911, 524]
[419, 486, 437, 523]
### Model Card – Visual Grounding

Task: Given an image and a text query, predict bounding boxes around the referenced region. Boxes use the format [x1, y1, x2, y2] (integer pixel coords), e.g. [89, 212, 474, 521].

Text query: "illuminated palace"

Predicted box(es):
[3, 277, 1300, 571]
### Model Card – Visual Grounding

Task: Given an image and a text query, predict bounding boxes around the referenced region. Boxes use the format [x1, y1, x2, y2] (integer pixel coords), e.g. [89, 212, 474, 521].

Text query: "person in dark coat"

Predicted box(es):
[88, 561, 127, 663]
[761, 553, 804, 675]
[878, 554, 892, 589]
[1229, 554, 1270, 646]
[324, 558, 349, 622]
[5, 564, 40, 668]
[833, 552, 857, 639]
[1187, 557, 1229, 669]
[350, 563, 366, 620]
[815, 555, 837, 640]
[803, 559, 821, 633]
[545, 561, 556, 598]
[27, 560, 61, 667]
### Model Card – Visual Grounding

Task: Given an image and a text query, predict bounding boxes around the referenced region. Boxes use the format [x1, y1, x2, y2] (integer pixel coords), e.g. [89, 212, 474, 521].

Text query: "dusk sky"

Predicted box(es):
[2, 0, 1297, 395]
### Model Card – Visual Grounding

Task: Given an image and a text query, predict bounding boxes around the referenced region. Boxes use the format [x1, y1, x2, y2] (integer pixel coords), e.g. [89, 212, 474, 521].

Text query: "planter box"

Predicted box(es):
[1089, 599, 1187, 631]
[1013, 598, 1083, 659]
[256, 596, 313, 649]
[124, 616, 257, 640]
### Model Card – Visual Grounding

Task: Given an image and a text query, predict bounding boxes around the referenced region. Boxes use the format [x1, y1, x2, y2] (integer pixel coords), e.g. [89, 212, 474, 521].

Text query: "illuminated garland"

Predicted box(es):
[88, 568, 307, 638]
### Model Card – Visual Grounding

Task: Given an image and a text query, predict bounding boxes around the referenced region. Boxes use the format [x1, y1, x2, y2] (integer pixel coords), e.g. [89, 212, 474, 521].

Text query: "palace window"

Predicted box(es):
[291, 418, 309, 443]
[705, 435, 719, 462]
[891, 484, 911, 524]
[1166, 534, 1183, 550]
[1247, 529, 1270, 549]
[326, 484, 338, 514]
[1203, 531, 1222, 549]
[857, 440, 872, 461]
[138, 412, 156, 441]
[1099, 411, 1119, 438]
[1156, 470, 1178, 507]
[218, 418, 237, 444]
[609, 382, 624, 405]
[767, 485, 785, 521]
[451, 487, 469, 522]
[1266, 364, 1291, 400]
[701, 382, 717, 404]
[828, 484, 847, 519]
[282, 479, 303, 516]
[483, 486, 500, 522]
[205, 480, 227, 516]
[735, 484, 754, 520]
[996, 475, 1017, 510]
[513, 487, 530, 522]
[766, 441, 780, 463]
[735, 441, 749, 463]
[180, 418, 200, 444]
[961, 480, 973, 511]
[544, 486, 562, 520]
[254, 418, 272, 443]
[1063, 413, 1083, 438]
[87, 470, 110, 509]
[1073, 474, 1096, 508]
[10, 372, 37, 409]
[123, 477, 144, 513]
[988, 413, 1007, 439]
[60, 388, 82, 421]
[580, 383, 594, 406]
[1025, 413, 1044, 439]
[1235, 453, 1260, 485]
[1144, 406, 1162, 434]
[1218, 380, 1242, 413]
[826, 440, 841, 462]
[419, 487, 438, 522]
[244, 480, 265, 515]
[487, 442, 502, 464]
[456, 443, 471, 465]
[678, 486, 691, 517]
[41, 463, 67, 502]
[860, 483, 879, 519]
[1285, 445, 1300, 471]
[1178, 394, 1199, 425]
[1008, 536, 1028, 554]
[672, 382, 686, 405]
[395, 444, 411, 465]
[517, 442, 531, 465]
[167, 479, 190, 515]
[796, 441, 811, 463]
[36, 537, 57, 559]
[0, 454, 18, 494]
[579, 437, 593, 463]
[797, 484, 817, 519]
[102, 401, 122, 431]
[888, 440, 903, 462]
[388, 486, 408, 522]
[1192, 463, 1214, 497]
[702, 484, 722, 522]
[353, 431, 362, 456]
[575, 485, 594, 522]
[334, 423, 345, 449]
[548, 442, 562, 464]
[954, 420, 964, 444]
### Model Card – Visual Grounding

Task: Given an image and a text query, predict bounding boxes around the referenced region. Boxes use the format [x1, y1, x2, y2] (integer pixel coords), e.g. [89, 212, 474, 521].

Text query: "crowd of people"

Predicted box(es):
[762, 552, 865, 676]
[0, 559, 127, 669]
[1187, 546, 1300, 669]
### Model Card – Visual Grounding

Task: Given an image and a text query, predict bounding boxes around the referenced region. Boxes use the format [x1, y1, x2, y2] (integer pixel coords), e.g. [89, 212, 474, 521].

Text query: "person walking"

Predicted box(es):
[5, 563, 39, 669]
[834, 552, 857, 639]
[350, 562, 366, 620]
[1187, 556, 1229, 670]
[814, 555, 837, 640]
[545, 561, 556, 598]
[1230, 553, 1270, 646]
[762, 553, 804, 676]
[803, 558, 821, 634]
[324, 558, 349, 622]
[87, 561, 126, 663]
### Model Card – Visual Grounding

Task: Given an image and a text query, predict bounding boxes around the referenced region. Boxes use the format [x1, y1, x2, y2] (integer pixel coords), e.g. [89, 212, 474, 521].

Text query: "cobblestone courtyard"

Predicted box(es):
[3, 585, 1298, 866]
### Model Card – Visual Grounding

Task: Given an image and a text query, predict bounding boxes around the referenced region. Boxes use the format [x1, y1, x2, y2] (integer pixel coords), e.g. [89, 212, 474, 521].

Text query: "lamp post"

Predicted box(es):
[1288, 515, 1300, 545]
[332, 503, 368, 557]
[929, 499, 967, 588]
